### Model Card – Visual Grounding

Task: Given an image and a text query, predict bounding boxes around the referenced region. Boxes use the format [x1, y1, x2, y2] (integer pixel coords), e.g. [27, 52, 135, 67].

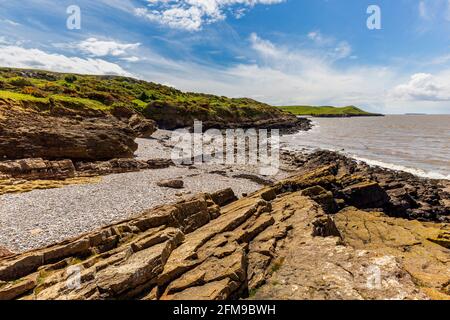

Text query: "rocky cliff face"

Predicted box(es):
[143, 100, 311, 132]
[0, 99, 156, 161]
[0, 166, 448, 300]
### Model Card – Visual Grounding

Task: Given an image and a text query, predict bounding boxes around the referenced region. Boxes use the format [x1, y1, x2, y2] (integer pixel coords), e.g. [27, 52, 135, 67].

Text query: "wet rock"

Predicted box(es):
[387, 188, 418, 215]
[291, 150, 449, 222]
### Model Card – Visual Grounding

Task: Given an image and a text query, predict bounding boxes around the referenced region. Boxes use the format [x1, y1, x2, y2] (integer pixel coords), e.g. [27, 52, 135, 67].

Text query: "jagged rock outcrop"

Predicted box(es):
[0, 99, 138, 161]
[281, 150, 450, 222]
[0, 166, 448, 300]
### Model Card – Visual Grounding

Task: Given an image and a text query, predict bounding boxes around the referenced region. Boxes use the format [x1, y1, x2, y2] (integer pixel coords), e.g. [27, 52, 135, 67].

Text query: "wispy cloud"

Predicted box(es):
[0, 45, 133, 76]
[134, 0, 284, 31]
[0, 18, 20, 26]
[306, 30, 352, 60]
[418, 0, 450, 21]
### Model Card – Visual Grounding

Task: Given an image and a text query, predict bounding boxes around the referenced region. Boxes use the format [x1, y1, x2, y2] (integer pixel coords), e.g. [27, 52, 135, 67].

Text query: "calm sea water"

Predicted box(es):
[282, 115, 450, 180]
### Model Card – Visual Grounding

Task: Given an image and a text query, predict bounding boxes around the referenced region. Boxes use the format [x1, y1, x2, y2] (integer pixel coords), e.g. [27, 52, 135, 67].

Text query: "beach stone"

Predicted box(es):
[210, 188, 238, 206]
[157, 179, 184, 189]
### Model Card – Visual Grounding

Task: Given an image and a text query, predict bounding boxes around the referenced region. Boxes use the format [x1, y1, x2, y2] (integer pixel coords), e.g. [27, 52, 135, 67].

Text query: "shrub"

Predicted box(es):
[9, 77, 33, 88]
[64, 75, 77, 83]
[86, 91, 115, 105]
[21, 86, 48, 98]
[138, 91, 149, 102]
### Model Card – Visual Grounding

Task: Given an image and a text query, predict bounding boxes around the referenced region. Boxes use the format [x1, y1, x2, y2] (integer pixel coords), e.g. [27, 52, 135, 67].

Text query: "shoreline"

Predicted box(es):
[283, 115, 450, 181]
[0, 131, 448, 255]
[283, 145, 450, 181]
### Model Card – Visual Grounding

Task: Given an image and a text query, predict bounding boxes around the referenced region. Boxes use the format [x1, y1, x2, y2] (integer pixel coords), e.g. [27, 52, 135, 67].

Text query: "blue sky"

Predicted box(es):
[1, 0, 450, 114]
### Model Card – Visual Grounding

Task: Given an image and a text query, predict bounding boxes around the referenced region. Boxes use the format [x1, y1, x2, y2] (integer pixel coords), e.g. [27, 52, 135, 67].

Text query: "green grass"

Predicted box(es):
[278, 105, 378, 116]
[0, 67, 297, 128]
[51, 95, 110, 111]
[0, 91, 110, 111]
[0, 90, 48, 102]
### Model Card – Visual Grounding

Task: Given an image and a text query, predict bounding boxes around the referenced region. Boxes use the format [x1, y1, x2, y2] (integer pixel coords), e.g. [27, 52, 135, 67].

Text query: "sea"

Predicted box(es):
[282, 115, 450, 180]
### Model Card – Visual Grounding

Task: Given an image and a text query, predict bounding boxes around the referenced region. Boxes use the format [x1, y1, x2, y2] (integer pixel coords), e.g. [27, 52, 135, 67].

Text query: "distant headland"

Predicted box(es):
[278, 105, 384, 117]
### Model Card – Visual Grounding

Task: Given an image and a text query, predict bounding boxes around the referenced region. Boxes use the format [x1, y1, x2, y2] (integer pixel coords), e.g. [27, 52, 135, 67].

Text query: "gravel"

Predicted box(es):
[0, 165, 262, 253]
[0, 131, 291, 253]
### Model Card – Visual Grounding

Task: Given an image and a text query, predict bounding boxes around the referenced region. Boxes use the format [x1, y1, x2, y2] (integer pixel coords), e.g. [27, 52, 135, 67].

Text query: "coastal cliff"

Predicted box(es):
[0, 68, 311, 146]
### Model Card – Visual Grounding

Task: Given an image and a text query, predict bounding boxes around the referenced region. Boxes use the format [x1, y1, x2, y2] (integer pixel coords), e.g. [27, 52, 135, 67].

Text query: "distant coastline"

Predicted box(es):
[278, 105, 384, 118]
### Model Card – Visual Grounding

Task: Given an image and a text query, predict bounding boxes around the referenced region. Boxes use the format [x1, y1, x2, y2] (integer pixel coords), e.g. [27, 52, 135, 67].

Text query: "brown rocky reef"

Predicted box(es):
[0, 98, 155, 161]
[282, 150, 450, 223]
[0, 166, 448, 300]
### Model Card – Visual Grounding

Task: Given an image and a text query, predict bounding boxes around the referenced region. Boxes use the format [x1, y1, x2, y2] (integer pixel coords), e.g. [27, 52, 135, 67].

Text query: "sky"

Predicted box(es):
[1, 0, 450, 114]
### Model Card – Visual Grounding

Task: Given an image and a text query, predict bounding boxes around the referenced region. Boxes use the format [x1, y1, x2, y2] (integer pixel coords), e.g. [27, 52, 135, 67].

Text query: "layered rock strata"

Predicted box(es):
[1, 167, 448, 300]
[0, 99, 155, 161]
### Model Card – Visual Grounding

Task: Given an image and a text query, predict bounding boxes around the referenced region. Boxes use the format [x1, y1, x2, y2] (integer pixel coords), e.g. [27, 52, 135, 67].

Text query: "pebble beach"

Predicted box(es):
[0, 132, 277, 253]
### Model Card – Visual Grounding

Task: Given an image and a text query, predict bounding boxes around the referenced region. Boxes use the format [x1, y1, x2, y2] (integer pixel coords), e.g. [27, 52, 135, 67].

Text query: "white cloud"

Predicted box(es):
[140, 33, 393, 109]
[391, 73, 450, 101]
[121, 56, 141, 62]
[0, 45, 133, 76]
[76, 38, 141, 58]
[135, 0, 284, 31]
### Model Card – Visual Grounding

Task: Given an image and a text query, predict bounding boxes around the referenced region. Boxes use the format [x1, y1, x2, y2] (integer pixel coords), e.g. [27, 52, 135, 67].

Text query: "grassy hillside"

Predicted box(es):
[0, 67, 301, 130]
[279, 105, 382, 117]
